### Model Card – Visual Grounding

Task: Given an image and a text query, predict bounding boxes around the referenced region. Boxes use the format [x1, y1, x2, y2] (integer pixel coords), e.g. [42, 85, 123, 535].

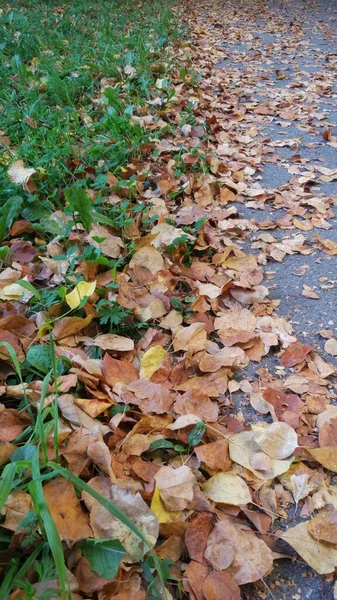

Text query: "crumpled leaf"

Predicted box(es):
[251, 421, 298, 459]
[281, 521, 337, 574]
[202, 472, 252, 505]
[150, 487, 181, 523]
[82, 476, 159, 562]
[229, 430, 293, 480]
[172, 322, 207, 353]
[8, 160, 36, 186]
[154, 465, 196, 511]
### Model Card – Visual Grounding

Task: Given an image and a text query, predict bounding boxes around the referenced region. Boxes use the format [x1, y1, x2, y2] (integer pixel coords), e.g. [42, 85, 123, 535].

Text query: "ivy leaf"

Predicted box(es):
[77, 538, 125, 579]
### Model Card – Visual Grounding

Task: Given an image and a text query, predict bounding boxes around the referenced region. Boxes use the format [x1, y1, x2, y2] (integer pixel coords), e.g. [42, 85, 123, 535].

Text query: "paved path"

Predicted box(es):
[197, 0, 337, 597]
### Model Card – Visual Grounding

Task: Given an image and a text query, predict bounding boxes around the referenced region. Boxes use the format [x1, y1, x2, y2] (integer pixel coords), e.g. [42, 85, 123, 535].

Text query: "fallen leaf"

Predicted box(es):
[173, 322, 207, 353]
[252, 422, 298, 459]
[83, 476, 159, 562]
[150, 487, 181, 524]
[65, 280, 96, 310]
[93, 334, 134, 351]
[281, 521, 337, 574]
[202, 572, 241, 600]
[307, 509, 337, 544]
[154, 465, 196, 511]
[324, 338, 337, 356]
[202, 472, 252, 505]
[8, 160, 36, 186]
[139, 345, 168, 380]
[309, 447, 337, 473]
[44, 478, 93, 543]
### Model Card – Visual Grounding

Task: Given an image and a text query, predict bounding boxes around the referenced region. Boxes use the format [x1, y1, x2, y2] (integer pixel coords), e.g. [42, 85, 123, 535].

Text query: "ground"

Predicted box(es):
[1, 0, 337, 598]
[197, 0, 337, 597]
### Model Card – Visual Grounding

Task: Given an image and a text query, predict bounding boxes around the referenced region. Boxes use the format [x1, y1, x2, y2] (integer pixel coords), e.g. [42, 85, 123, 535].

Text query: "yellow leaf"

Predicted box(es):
[140, 345, 167, 380]
[65, 281, 96, 310]
[150, 487, 181, 524]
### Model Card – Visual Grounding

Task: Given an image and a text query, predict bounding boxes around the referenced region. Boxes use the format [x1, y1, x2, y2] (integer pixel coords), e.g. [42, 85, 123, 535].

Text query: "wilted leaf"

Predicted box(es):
[129, 246, 164, 274]
[252, 422, 298, 459]
[44, 478, 93, 543]
[8, 160, 36, 186]
[2, 491, 33, 531]
[309, 447, 337, 473]
[281, 521, 337, 574]
[83, 476, 159, 561]
[324, 338, 337, 356]
[202, 472, 252, 505]
[279, 341, 312, 367]
[154, 465, 196, 511]
[150, 487, 181, 524]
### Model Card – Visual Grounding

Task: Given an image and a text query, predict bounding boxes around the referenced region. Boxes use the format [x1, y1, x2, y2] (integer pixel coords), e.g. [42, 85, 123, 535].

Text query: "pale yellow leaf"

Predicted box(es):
[252, 422, 298, 459]
[202, 472, 252, 505]
[281, 521, 337, 574]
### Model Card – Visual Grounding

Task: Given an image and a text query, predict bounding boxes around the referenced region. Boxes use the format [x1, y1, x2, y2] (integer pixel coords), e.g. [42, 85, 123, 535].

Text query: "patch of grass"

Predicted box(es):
[0, 0, 183, 596]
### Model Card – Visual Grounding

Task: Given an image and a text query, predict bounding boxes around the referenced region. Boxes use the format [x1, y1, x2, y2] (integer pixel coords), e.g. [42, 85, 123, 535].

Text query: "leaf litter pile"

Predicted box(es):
[1, 0, 337, 598]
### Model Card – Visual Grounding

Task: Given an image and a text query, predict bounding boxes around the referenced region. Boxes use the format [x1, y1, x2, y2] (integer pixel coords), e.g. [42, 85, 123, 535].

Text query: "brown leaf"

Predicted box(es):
[44, 478, 93, 543]
[203, 572, 242, 600]
[173, 390, 219, 422]
[0, 409, 26, 442]
[103, 354, 138, 387]
[2, 491, 32, 531]
[183, 561, 210, 600]
[195, 439, 231, 472]
[127, 380, 174, 414]
[279, 340, 312, 367]
[185, 513, 213, 562]
[83, 476, 159, 561]
[154, 465, 196, 511]
[52, 315, 94, 341]
[307, 509, 337, 544]
[309, 447, 337, 473]
[172, 322, 207, 353]
[281, 521, 337, 574]
[93, 334, 134, 351]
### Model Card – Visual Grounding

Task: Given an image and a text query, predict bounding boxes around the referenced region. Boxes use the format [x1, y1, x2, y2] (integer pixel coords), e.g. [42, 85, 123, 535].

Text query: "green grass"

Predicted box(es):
[0, 0, 185, 597]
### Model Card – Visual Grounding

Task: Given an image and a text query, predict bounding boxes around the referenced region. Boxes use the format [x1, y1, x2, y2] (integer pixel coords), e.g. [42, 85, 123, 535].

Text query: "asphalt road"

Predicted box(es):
[211, 0, 337, 597]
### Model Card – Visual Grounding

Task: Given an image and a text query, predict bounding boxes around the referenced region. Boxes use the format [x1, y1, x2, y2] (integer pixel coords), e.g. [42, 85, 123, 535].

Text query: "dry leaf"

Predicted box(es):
[83, 476, 159, 562]
[281, 521, 337, 574]
[44, 478, 93, 543]
[324, 338, 337, 356]
[8, 160, 35, 186]
[140, 345, 168, 380]
[150, 487, 181, 523]
[252, 422, 298, 459]
[129, 246, 164, 274]
[309, 447, 337, 473]
[154, 466, 196, 511]
[93, 334, 134, 351]
[202, 472, 252, 505]
[173, 322, 207, 353]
